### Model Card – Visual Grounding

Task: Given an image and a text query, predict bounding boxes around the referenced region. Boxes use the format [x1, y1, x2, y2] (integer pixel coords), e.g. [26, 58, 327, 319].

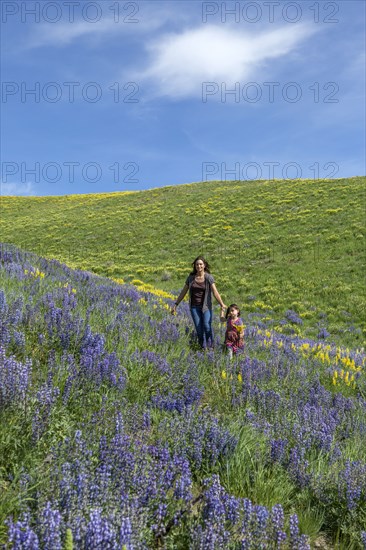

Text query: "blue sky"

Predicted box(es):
[1, 0, 365, 196]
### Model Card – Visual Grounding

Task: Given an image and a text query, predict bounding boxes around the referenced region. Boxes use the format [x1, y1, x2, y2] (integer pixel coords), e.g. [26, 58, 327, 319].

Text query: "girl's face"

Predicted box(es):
[195, 259, 205, 273]
[229, 307, 239, 319]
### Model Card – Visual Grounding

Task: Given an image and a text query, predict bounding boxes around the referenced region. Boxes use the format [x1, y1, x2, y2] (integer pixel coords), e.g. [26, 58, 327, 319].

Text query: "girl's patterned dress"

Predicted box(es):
[224, 317, 244, 354]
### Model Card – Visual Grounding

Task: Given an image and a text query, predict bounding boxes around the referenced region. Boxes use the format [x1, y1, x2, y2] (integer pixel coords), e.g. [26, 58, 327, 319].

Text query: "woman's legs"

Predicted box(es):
[191, 308, 214, 349]
[203, 309, 214, 348]
[190, 307, 204, 348]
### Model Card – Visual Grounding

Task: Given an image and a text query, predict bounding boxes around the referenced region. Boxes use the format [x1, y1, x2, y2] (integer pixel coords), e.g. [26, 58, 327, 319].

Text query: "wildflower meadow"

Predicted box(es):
[0, 242, 365, 549]
[1, 178, 365, 350]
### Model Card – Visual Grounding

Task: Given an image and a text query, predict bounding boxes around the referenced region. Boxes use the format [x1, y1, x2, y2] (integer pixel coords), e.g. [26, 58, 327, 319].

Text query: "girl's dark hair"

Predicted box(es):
[190, 256, 211, 275]
[226, 303, 241, 319]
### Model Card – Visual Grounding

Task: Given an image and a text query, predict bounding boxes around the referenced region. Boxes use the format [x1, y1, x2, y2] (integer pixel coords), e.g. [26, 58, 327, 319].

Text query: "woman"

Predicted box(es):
[171, 256, 226, 349]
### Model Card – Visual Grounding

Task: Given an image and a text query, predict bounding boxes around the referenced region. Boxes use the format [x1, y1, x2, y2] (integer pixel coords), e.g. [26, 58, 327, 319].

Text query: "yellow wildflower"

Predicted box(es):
[112, 277, 125, 285]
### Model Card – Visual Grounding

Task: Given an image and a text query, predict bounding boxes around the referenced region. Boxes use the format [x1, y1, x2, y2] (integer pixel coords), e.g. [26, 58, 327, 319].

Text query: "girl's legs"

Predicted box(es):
[190, 307, 204, 348]
[227, 346, 233, 360]
[202, 309, 214, 348]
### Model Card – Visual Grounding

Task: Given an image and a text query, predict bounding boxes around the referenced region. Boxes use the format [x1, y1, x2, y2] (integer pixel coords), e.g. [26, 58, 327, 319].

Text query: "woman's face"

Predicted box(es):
[195, 259, 205, 272]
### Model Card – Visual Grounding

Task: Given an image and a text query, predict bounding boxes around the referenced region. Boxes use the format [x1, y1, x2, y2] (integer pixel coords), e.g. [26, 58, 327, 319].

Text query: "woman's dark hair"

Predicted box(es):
[226, 303, 241, 319]
[190, 256, 211, 275]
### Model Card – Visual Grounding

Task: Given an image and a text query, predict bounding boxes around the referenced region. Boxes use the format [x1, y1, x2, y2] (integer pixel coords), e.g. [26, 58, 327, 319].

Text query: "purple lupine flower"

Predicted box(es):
[338, 460, 366, 511]
[85, 509, 116, 549]
[0, 346, 31, 408]
[12, 330, 26, 351]
[240, 504, 255, 550]
[0, 289, 6, 312]
[289, 514, 310, 549]
[151, 503, 168, 536]
[284, 309, 303, 325]
[173, 456, 192, 502]
[142, 411, 151, 430]
[79, 329, 126, 390]
[118, 517, 132, 548]
[317, 328, 330, 339]
[154, 318, 180, 343]
[241, 497, 253, 536]
[62, 375, 74, 405]
[270, 439, 288, 464]
[251, 505, 269, 548]
[59, 462, 75, 516]
[289, 514, 300, 547]
[32, 382, 60, 441]
[38, 502, 62, 550]
[7, 515, 40, 549]
[287, 447, 311, 488]
[8, 296, 24, 325]
[299, 536, 311, 549]
[225, 495, 239, 524]
[197, 475, 230, 548]
[137, 350, 172, 376]
[270, 504, 287, 548]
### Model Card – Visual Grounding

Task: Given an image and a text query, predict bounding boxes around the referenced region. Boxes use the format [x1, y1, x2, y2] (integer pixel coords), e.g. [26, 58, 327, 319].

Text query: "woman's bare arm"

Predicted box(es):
[211, 283, 226, 309]
[171, 284, 189, 313]
[175, 284, 189, 305]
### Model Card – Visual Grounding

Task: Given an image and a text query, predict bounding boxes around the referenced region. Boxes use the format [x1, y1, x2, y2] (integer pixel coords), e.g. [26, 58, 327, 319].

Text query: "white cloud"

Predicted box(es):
[27, 19, 119, 48]
[132, 23, 317, 99]
[1, 182, 36, 196]
[24, 3, 189, 49]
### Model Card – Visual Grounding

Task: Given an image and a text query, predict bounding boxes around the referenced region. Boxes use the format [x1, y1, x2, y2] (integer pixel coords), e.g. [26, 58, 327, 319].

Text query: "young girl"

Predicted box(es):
[220, 304, 245, 359]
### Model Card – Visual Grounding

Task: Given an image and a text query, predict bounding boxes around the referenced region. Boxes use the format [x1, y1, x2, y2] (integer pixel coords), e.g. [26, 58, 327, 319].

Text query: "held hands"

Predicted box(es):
[219, 304, 227, 321]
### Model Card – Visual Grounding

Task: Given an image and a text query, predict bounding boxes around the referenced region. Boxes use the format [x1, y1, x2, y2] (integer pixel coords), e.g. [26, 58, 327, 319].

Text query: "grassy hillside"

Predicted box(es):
[1, 177, 365, 348]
